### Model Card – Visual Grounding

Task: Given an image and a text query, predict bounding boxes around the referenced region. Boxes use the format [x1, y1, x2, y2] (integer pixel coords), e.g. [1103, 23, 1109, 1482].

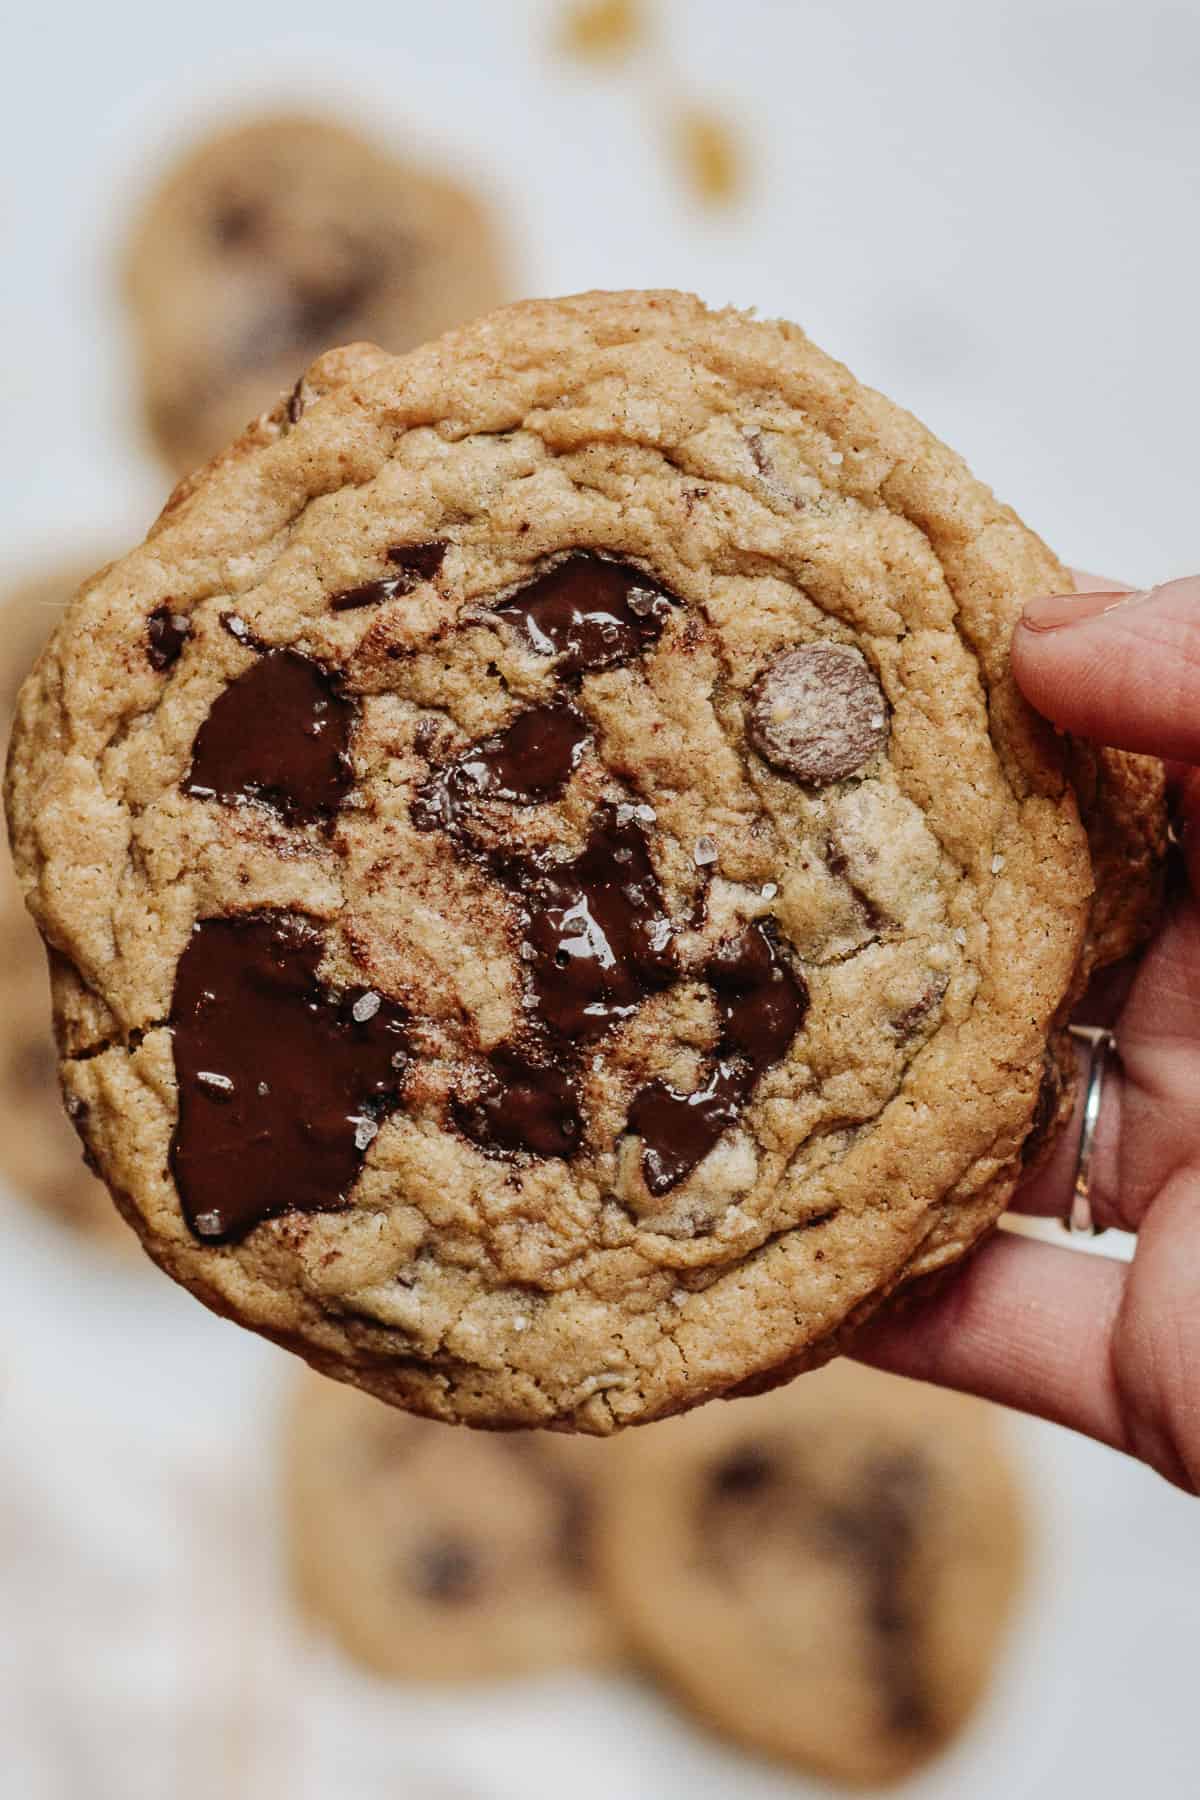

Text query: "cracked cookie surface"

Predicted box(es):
[286, 1368, 619, 1678]
[5, 292, 1164, 1429]
[596, 1360, 1024, 1785]
[125, 113, 510, 475]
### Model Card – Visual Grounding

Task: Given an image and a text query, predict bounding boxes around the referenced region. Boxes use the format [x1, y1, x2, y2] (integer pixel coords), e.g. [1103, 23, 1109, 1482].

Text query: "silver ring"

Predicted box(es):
[1066, 1025, 1116, 1235]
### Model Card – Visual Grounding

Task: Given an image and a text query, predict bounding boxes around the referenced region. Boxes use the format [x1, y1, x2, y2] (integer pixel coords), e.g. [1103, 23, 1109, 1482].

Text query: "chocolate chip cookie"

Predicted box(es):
[5, 293, 1165, 1428]
[0, 560, 125, 1244]
[125, 113, 510, 474]
[285, 1368, 618, 1678]
[597, 1360, 1024, 1784]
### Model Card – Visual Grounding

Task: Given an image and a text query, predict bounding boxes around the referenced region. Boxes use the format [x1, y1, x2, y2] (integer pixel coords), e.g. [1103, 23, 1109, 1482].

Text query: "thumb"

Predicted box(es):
[1012, 575, 1200, 763]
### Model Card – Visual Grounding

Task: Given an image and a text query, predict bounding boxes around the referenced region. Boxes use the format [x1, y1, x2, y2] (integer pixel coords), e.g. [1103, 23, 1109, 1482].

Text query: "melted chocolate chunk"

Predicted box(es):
[454, 1048, 582, 1160]
[147, 605, 189, 671]
[388, 541, 447, 581]
[517, 804, 677, 1043]
[749, 642, 889, 786]
[628, 922, 808, 1196]
[447, 807, 676, 1161]
[825, 1452, 930, 1736]
[496, 554, 673, 675]
[410, 1536, 482, 1605]
[330, 541, 447, 612]
[1021, 1052, 1064, 1166]
[416, 704, 590, 834]
[184, 649, 356, 825]
[170, 913, 407, 1242]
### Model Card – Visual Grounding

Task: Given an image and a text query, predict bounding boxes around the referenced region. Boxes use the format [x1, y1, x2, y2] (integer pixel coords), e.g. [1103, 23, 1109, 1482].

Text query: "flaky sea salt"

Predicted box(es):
[991, 853, 1005, 875]
[351, 991, 381, 1023]
[954, 927, 967, 946]
[693, 834, 718, 867]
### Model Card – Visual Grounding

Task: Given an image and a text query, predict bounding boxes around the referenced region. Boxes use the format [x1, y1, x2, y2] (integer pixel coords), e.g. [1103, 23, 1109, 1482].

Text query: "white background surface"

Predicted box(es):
[1, 3, 1198, 1796]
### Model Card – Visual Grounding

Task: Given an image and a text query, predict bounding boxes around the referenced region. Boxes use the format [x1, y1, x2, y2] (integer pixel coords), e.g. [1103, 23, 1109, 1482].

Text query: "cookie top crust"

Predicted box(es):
[5, 292, 1162, 1429]
[124, 113, 510, 474]
[596, 1360, 1024, 1784]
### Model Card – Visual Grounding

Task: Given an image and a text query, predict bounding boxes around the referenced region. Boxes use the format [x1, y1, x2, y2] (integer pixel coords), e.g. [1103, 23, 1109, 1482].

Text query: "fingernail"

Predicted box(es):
[1021, 588, 1143, 632]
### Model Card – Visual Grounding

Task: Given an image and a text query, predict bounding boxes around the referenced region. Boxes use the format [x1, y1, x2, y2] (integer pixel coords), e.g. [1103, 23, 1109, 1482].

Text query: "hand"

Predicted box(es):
[854, 574, 1200, 1493]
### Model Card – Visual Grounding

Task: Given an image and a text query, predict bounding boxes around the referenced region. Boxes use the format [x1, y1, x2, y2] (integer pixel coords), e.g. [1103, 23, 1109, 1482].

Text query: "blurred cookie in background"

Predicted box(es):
[597, 1362, 1025, 1786]
[285, 1370, 621, 1681]
[124, 113, 512, 476]
[0, 559, 126, 1247]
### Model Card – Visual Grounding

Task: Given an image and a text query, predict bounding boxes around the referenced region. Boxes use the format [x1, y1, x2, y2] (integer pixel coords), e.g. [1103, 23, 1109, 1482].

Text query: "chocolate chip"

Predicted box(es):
[226, 249, 380, 375]
[409, 1536, 482, 1605]
[66, 1092, 103, 1174]
[823, 1451, 931, 1736]
[147, 606, 190, 672]
[387, 541, 447, 582]
[495, 554, 673, 675]
[291, 256, 380, 346]
[516, 803, 677, 1044]
[1021, 1052, 1063, 1166]
[330, 542, 447, 612]
[748, 643, 889, 785]
[891, 971, 949, 1040]
[415, 704, 590, 831]
[211, 196, 264, 247]
[184, 649, 356, 825]
[708, 1443, 775, 1499]
[627, 922, 808, 1196]
[454, 1048, 582, 1160]
[170, 912, 408, 1242]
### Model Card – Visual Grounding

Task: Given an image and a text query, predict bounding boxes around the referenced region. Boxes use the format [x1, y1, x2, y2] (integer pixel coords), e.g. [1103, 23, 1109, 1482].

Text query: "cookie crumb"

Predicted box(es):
[556, 0, 644, 61]
[671, 105, 744, 205]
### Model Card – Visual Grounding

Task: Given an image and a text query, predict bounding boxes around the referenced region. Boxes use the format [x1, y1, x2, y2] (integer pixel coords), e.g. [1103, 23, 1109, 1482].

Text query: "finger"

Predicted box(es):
[1015, 900, 1200, 1231]
[851, 1233, 1130, 1456]
[1012, 575, 1200, 765]
[1110, 1169, 1200, 1491]
[1071, 569, 1129, 594]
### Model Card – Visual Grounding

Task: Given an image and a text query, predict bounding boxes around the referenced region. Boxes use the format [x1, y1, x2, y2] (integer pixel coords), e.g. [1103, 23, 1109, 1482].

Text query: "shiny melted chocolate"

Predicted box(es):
[170, 913, 408, 1242]
[453, 1047, 582, 1160]
[184, 649, 355, 824]
[411, 556, 809, 1175]
[147, 605, 190, 671]
[628, 923, 808, 1195]
[330, 541, 447, 612]
[514, 804, 677, 1042]
[495, 553, 672, 674]
[414, 705, 590, 830]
